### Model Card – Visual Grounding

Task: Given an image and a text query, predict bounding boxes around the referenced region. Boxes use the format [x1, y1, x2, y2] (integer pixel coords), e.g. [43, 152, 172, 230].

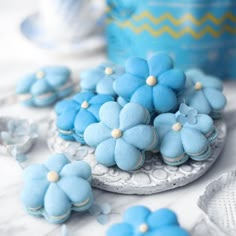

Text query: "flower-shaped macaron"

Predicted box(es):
[80, 62, 124, 97]
[107, 206, 190, 236]
[84, 101, 158, 171]
[55, 92, 113, 143]
[16, 66, 74, 107]
[114, 53, 186, 113]
[21, 154, 93, 224]
[154, 104, 217, 166]
[178, 69, 227, 119]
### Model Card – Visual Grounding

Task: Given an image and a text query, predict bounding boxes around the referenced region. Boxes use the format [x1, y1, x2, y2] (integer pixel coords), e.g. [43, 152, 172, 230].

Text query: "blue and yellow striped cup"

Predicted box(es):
[106, 0, 236, 79]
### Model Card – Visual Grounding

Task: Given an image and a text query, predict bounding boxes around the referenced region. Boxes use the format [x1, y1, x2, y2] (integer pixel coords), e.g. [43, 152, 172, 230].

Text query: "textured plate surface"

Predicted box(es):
[47, 120, 226, 195]
[198, 170, 236, 236]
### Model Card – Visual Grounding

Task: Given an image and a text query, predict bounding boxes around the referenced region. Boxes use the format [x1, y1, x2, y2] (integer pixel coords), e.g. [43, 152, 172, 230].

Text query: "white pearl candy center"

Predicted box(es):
[104, 67, 113, 75]
[172, 122, 182, 131]
[111, 129, 122, 139]
[36, 71, 45, 79]
[146, 76, 157, 86]
[47, 171, 59, 182]
[81, 101, 89, 109]
[195, 82, 203, 90]
[139, 223, 149, 233]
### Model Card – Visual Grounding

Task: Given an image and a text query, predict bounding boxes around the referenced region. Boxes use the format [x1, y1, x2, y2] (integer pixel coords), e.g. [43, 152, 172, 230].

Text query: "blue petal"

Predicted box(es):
[115, 139, 145, 171]
[158, 69, 186, 91]
[61, 224, 69, 236]
[45, 67, 71, 88]
[181, 128, 208, 155]
[153, 85, 177, 113]
[44, 183, 72, 217]
[131, 85, 154, 112]
[44, 154, 70, 172]
[74, 109, 98, 135]
[107, 223, 133, 236]
[124, 206, 151, 227]
[96, 78, 116, 96]
[147, 208, 179, 229]
[89, 94, 114, 105]
[60, 161, 91, 180]
[119, 103, 150, 130]
[184, 114, 214, 135]
[87, 104, 101, 120]
[55, 100, 78, 115]
[99, 102, 121, 129]
[160, 131, 184, 159]
[123, 125, 158, 150]
[84, 123, 111, 147]
[126, 57, 149, 78]
[73, 92, 95, 105]
[58, 176, 92, 207]
[148, 53, 173, 77]
[191, 74, 223, 91]
[30, 79, 53, 96]
[56, 108, 79, 130]
[95, 138, 116, 167]
[16, 74, 36, 94]
[80, 68, 105, 91]
[114, 73, 144, 99]
[88, 204, 102, 216]
[188, 91, 211, 114]
[21, 179, 49, 209]
[204, 88, 226, 111]
[23, 164, 48, 180]
[154, 226, 190, 236]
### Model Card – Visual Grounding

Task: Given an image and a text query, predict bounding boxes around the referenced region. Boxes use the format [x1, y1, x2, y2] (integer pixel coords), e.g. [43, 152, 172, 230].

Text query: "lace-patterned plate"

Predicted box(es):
[47, 120, 226, 195]
[198, 170, 236, 236]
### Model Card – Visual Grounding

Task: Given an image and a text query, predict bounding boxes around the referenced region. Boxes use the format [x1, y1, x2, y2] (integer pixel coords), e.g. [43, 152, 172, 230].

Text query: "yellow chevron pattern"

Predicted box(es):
[114, 21, 236, 39]
[133, 11, 236, 26]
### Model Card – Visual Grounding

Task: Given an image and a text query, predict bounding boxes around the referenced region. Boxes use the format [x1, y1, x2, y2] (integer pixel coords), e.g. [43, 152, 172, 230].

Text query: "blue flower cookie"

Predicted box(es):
[84, 101, 158, 171]
[178, 69, 227, 119]
[154, 104, 218, 166]
[16, 66, 74, 107]
[55, 92, 113, 143]
[107, 206, 190, 236]
[114, 53, 186, 113]
[80, 62, 124, 96]
[21, 154, 93, 224]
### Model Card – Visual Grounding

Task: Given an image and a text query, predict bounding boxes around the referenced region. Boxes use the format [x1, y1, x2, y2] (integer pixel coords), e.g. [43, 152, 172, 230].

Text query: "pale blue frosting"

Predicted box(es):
[16, 66, 73, 107]
[84, 101, 158, 171]
[55, 92, 113, 143]
[154, 104, 217, 165]
[114, 53, 186, 113]
[21, 154, 93, 224]
[80, 62, 124, 97]
[107, 206, 190, 236]
[179, 69, 227, 118]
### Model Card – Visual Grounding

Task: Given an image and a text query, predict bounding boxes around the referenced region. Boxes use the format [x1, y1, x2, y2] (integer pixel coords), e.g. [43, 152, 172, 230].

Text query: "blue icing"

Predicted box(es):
[107, 206, 190, 236]
[154, 104, 217, 165]
[106, 0, 236, 79]
[21, 154, 93, 224]
[178, 69, 227, 118]
[80, 62, 124, 97]
[114, 53, 186, 113]
[84, 101, 158, 171]
[16, 66, 73, 107]
[55, 92, 114, 144]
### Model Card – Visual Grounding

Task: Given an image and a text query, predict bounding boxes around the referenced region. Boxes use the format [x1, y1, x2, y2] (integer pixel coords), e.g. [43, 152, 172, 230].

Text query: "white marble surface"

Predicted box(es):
[0, 1, 236, 236]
